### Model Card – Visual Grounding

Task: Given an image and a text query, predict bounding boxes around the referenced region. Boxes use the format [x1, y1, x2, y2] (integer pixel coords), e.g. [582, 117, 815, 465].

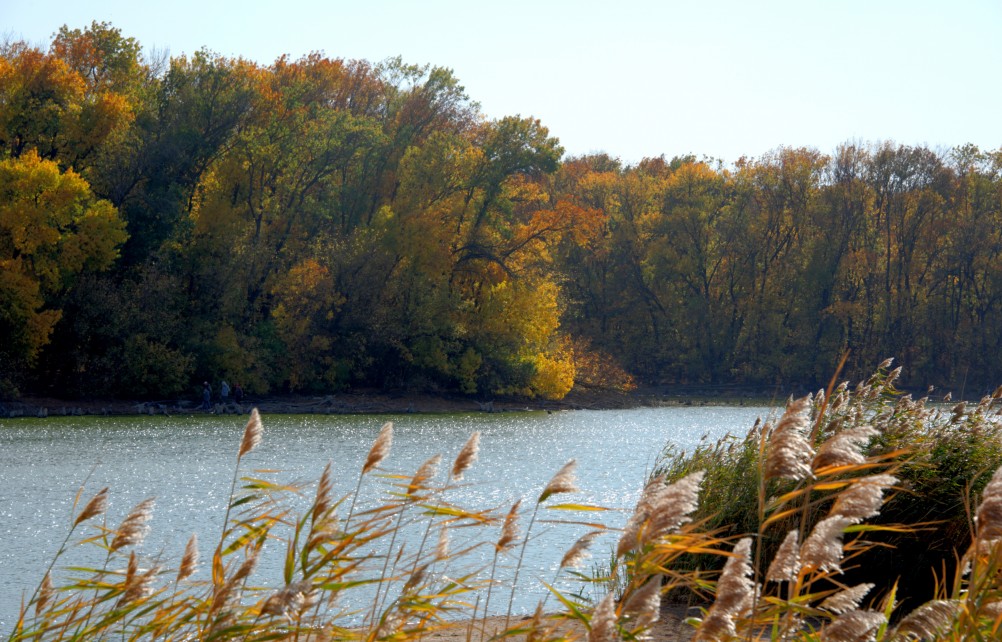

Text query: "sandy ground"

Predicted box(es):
[423, 605, 698, 642]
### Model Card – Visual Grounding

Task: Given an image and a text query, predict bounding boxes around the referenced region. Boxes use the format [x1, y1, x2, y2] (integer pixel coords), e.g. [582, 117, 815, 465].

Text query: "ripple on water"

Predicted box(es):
[0, 406, 771, 631]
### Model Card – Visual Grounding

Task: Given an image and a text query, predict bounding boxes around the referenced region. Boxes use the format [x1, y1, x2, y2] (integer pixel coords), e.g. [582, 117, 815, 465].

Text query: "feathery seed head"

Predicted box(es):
[693, 539, 755, 641]
[232, 545, 260, 584]
[976, 465, 1002, 541]
[951, 401, 967, 423]
[539, 459, 579, 502]
[497, 499, 522, 551]
[765, 530, 801, 583]
[820, 583, 875, 615]
[622, 574, 663, 631]
[177, 533, 199, 583]
[262, 580, 314, 618]
[36, 572, 53, 616]
[588, 592, 620, 642]
[75, 487, 109, 526]
[890, 600, 960, 640]
[451, 431, 480, 480]
[820, 609, 886, 642]
[813, 425, 878, 471]
[119, 562, 160, 606]
[765, 396, 815, 481]
[802, 516, 857, 573]
[617, 471, 704, 556]
[238, 408, 263, 459]
[645, 471, 704, 536]
[561, 530, 602, 569]
[313, 462, 333, 524]
[714, 538, 755, 614]
[981, 601, 1002, 619]
[830, 475, 897, 521]
[117, 551, 159, 607]
[402, 562, 429, 594]
[376, 609, 404, 639]
[407, 453, 442, 496]
[362, 422, 393, 474]
[435, 525, 450, 560]
[111, 497, 155, 551]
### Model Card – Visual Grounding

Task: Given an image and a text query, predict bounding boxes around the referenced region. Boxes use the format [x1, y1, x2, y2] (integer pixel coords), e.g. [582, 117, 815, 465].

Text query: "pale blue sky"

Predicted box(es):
[3, 0, 1000, 164]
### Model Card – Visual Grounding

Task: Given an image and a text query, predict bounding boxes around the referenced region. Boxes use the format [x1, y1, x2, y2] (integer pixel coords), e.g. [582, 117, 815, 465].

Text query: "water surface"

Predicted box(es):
[0, 406, 773, 631]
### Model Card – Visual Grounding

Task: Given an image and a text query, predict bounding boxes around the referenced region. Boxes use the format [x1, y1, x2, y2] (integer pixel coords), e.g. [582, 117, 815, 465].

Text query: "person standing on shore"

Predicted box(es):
[221, 380, 230, 403]
[234, 383, 244, 405]
[201, 382, 212, 411]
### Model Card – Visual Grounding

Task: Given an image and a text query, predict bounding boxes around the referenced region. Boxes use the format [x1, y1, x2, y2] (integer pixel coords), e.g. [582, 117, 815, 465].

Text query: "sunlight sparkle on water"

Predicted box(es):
[0, 406, 772, 631]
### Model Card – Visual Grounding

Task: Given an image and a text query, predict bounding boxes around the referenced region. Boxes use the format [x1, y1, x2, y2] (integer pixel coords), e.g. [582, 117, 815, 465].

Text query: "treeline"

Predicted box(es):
[1, 22, 1000, 400]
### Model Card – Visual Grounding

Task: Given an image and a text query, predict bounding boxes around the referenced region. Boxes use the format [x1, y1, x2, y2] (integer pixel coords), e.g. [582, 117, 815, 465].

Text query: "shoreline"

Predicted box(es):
[0, 386, 783, 419]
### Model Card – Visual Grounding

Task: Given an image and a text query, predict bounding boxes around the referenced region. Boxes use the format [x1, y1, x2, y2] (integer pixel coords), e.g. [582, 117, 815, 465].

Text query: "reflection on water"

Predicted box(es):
[0, 406, 772, 631]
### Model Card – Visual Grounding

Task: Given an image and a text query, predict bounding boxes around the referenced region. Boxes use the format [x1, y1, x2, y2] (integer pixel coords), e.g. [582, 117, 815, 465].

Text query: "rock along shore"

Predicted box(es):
[0, 385, 780, 419]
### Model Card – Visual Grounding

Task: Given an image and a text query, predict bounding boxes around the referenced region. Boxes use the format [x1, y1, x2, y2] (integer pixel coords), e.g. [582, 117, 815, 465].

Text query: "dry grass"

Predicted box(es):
[10, 362, 1002, 641]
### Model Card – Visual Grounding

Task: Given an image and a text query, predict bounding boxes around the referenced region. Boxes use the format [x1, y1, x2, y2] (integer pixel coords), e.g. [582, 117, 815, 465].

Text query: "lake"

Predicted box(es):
[0, 406, 773, 632]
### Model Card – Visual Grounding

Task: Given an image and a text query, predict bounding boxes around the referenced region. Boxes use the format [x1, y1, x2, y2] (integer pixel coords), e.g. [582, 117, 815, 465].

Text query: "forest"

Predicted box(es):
[2, 22, 1001, 401]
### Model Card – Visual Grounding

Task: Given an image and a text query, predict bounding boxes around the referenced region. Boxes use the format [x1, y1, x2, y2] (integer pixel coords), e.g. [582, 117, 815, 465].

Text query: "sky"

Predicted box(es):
[3, 0, 1000, 165]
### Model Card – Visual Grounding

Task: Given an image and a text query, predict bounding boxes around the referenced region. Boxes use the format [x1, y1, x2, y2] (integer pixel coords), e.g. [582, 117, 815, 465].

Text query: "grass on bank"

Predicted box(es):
[10, 360, 1002, 641]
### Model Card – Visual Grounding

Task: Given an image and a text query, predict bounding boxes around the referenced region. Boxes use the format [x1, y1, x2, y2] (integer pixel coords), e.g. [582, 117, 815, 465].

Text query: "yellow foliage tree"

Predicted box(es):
[0, 149, 126, 376]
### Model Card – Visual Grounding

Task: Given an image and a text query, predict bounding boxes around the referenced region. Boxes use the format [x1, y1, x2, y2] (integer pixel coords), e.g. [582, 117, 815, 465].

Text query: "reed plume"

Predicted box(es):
[889, 599, 960, 640]
[481, 500, 520, 639]
[829, 474, 897, 521]
[110, 497, 155, 552]
[588, 592, 620, 642]
[560, 530, 601, 569]
[312, 462, 333, 524]
[976, 464, 1002, 541]
[820, 609, 886, 642]
[117, 554, 160, 606]
[813, 425, 877, 470]
[622, 573, 663, 631]
[36, 573, 53, 616]
[539, 459, 579, 501]
[497, 499, 521, 551]
[819, 583, 874, 614]
[74, 487, 109, 526]
[764, 396, 815, 481]
[176, 533, 198, 583]
[694, 538, 754, 641]
[764, 529, 800, 583]
[363, 421, 393, 474]
[237, 408, 262, 460]
[507, 460, 581, 628]
[407, 453, 442, 496]
[347, 421, 394, 526]
[617, 471, 704, 556]
[801, 516, 856, 573]
[261, 580, 314, 619]
[435, 525, 449, 561]
[451, 431, 480, 481]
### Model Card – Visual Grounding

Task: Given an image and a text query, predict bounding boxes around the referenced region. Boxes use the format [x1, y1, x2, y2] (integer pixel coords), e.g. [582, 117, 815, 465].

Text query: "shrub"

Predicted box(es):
[654, 362, 1002, 610]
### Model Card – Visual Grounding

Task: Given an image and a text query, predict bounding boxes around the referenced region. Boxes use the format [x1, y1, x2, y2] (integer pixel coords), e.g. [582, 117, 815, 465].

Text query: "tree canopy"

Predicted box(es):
[2, 22, 1000, 400]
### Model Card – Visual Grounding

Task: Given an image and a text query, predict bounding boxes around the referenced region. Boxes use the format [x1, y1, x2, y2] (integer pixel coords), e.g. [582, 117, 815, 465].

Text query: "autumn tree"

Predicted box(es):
[0, 150, 126, 393]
